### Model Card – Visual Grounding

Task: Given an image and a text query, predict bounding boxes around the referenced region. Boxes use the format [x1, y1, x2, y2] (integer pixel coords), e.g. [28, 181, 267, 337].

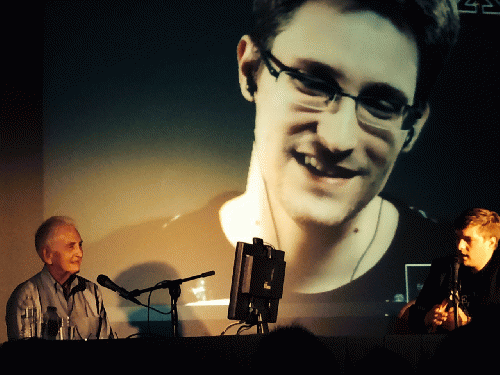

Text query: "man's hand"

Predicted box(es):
[441, 304, 470, 331]
[424, 300, 449, 332]
[424, 299, 470, 332]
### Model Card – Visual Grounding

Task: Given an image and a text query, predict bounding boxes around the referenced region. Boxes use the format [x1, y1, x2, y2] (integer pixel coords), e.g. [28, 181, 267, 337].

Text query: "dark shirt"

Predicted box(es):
[408, 249, 500, 333]
[88, 192, 452, 336]
[137, 192, 452, 335]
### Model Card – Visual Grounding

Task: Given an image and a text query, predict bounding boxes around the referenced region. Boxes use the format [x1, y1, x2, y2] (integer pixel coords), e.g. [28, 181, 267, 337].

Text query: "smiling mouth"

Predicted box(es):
[292, 150, 366, 179]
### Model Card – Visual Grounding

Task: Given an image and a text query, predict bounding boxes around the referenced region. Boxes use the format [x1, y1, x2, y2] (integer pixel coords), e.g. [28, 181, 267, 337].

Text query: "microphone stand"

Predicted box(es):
[129, 271, 215, 337]
[451, 258, 460, 330]
[452, 284, 459, 329]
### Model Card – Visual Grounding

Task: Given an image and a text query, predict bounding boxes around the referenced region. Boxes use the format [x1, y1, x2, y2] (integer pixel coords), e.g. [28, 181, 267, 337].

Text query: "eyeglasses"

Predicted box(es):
[259, 49, 419, 134]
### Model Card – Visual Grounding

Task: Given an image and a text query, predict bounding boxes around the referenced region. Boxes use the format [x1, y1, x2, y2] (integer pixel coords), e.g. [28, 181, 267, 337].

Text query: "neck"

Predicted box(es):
[46, 265, 74, 286]
[471, 251, 496, 273]
[268, 194, 385, 292]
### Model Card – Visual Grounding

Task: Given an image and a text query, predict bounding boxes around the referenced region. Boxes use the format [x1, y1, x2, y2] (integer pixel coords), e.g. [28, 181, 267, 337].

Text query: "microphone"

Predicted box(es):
[453, 256, 460, 289]
[97, 275, 142, 305]
[450, 256, 461, 328]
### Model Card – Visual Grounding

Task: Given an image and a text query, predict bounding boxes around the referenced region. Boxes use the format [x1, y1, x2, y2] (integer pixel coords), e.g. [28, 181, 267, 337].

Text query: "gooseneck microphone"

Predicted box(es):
[97, 274, 142, 305]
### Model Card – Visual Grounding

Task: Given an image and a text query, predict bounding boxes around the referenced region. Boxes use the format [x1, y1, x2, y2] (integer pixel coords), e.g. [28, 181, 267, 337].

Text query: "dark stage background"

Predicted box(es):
[1, 1, 499, 341]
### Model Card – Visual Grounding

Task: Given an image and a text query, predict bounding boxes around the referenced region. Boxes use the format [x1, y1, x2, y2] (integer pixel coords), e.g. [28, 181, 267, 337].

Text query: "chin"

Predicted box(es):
[68, 266, 81, 275]
[282, 193, 363, 228]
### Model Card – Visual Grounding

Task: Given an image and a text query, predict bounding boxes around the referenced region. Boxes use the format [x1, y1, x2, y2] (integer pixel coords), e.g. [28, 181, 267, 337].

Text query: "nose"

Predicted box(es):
[75, 243, 83, 258]
[316, 98, 359, 152]
[457, 239, 467, 253]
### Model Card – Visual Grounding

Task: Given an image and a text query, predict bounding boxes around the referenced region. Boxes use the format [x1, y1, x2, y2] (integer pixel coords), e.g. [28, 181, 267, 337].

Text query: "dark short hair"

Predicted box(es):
[249, 0, 460, 117]
[34, 216, 76, 253]
[453, 208, 500, 242]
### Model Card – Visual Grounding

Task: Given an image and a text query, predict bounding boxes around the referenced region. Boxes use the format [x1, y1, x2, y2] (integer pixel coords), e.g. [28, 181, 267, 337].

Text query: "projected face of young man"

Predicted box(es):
[240, 1, 422, 228]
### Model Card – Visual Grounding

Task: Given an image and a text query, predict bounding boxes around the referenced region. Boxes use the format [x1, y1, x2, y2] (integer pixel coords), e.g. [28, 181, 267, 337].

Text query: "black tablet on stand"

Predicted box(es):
[228, 238, 286, 334]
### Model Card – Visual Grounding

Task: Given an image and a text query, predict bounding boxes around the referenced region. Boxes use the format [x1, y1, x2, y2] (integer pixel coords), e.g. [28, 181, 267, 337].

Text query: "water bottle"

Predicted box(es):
[42, 306, 61, 340]
[20, 296, 38, 339]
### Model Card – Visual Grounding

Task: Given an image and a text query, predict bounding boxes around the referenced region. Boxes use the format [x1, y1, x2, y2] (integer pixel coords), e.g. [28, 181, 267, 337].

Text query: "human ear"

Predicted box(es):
[237, 35, 261, 102]
[401, 103, 430, 153]
[489, 236, 498, 250]
[40, 246, 53, 265]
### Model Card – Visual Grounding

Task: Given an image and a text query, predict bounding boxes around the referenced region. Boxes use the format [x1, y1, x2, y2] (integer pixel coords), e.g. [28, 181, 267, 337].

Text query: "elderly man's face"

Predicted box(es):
[251, 1, 419, 227]
[45, 224, 83, 278]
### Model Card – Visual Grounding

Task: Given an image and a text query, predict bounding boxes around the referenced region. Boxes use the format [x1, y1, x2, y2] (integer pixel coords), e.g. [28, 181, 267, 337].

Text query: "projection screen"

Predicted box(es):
[41, 1, 500, 338]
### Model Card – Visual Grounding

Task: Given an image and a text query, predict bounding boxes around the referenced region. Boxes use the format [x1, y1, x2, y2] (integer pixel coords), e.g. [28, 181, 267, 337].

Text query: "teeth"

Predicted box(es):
[304, 155, 324, 172]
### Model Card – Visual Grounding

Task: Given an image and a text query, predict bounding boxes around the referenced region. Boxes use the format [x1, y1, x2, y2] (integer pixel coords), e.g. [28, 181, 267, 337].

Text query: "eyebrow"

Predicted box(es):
[294, 58, 345, 82]
[294, 58, 410, 104]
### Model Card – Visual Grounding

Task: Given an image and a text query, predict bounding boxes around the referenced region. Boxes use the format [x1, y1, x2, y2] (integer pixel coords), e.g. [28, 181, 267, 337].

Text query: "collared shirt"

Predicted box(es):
[6, 266, 113, 340]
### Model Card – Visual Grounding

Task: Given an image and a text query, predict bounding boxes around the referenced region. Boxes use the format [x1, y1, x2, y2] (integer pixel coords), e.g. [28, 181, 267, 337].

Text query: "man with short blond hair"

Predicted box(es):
[409, 208, 500, 333]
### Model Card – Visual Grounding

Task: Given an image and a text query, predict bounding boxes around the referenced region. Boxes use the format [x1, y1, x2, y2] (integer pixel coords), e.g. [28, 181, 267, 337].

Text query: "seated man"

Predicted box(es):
[6, 216, 113, 340]
[409, 208, 500, 333]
